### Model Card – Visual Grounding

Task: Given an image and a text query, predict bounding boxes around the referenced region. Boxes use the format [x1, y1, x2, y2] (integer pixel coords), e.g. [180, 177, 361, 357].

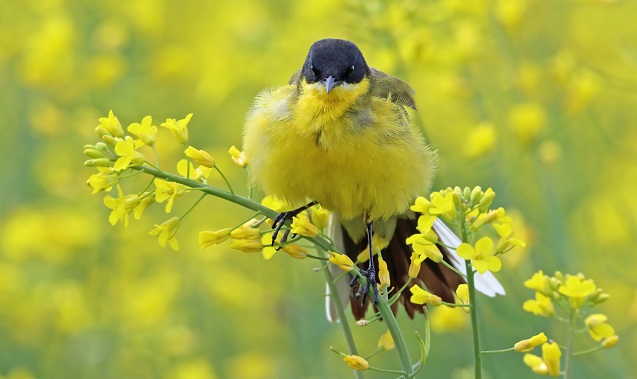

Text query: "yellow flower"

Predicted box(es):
[585, 314, 615, 342]
[456, 237, 502, 274]
[378, 256, 390, 288]
[113, 136, 146, 171]
[478, 188, 496, 213]
[416, 213, 437, 235]
[290, 214, 319, 237]
[514, 332, 548, 353]
[154, 178, 187, 213]
[408, 252, 421, 278]
[342, 355, 368, 371]
[523, 353, 548, 375]
[542, 342, 561, 377]
[161, 113, 192, 144]
[357, 233, 390, 262]
[184, 146, 216, 168]
[378, 330, 395, 351]
[329, 252, 355, 272]
[127, 115, 158, 146]
[230, 226, 261, 240]
[508, 102, 547, 146]
[96, 110, 124, 137]
[229, 238, 263, 253]
[177, 159, 212, 182]
[133, 193, 155, 220]
[523, 292, 555, 317]
[261, 195, 291, 213]
[602, 335, 619, 349]
[405, 234, 443, 263]
[464, 122, 496, 158]
[410, 196, 432, 214]
[409, 284, 442, 306]
[199, 228, 232, 249]
[228, 145, 248, 167]
[558, 275, 596, 308]
[524, 270, 552, 296]
[456, 284, 470, 305]
[87, 167, 118, 194]
[310, 205, 330, 229]
[430, 306, 468, 332]
[149, 217, 180, 251]
[281, 244, 307, 259]
[103, 185, 139, 227]
[493, 222, 526, 253]
[428, 192, 456, 222]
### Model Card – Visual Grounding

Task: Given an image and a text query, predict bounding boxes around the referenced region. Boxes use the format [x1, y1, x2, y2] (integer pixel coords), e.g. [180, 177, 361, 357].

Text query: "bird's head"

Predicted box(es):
[301, 39, 370, 94]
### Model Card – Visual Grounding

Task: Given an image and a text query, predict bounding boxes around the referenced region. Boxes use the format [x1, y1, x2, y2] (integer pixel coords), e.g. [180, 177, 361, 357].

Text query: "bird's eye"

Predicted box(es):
[347, 65, 355, 75]
[311, 65, 317, 76]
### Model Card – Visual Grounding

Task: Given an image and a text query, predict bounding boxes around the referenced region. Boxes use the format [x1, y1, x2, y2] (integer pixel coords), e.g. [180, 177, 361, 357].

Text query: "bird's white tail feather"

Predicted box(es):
[433, 219, 505, 297]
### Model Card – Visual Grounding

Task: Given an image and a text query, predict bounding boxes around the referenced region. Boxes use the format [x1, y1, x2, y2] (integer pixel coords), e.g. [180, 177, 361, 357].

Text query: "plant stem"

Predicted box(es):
[563, 309, 578, 379]
[466, 260, 482, 379]
[376, 297, 413, 377]
[214, 165, 235, 194]
[318, 248, 363, 379]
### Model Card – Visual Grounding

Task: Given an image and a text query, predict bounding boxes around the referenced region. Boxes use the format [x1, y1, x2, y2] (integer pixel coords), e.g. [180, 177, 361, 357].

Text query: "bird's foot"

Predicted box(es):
[271, 201, 317, 247]
[350, 268, 379, 305]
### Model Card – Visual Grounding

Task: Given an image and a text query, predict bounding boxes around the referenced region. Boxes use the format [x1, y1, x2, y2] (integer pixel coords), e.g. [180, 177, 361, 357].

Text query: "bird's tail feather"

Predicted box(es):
[326, 216, 505, 322]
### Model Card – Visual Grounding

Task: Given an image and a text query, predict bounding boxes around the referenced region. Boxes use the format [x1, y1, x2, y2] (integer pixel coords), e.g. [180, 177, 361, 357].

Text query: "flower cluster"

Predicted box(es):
[408, 186, 526, 279]
[520, 270, 618, 376]
[85, 111, 230, 251]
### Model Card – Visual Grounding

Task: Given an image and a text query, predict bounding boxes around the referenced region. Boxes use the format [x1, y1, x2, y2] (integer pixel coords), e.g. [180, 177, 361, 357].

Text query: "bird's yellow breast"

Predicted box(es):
[242, 79, 437, 221]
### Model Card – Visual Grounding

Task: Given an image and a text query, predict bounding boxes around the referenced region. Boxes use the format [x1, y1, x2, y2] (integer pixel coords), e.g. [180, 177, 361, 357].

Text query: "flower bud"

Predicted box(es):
[470, 186, 483, 206]
[452, 186, 463, 208]
[602, 335, 619, 349]
[102, 135, 119, 148]
[478, 188, 495, 213]
[463, 186, 472, 200]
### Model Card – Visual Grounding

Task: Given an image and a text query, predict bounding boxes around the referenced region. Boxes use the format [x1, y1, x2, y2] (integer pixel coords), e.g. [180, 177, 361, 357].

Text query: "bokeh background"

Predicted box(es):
[1, 0, 636, 378]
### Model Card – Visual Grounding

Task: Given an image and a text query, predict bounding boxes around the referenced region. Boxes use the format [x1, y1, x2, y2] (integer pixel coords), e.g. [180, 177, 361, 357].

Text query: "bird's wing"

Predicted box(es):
[368, 67, 417, 110]
[288, 69, 302, 85]
[432, 219, 506, 296]
[326, 214, 353, 323]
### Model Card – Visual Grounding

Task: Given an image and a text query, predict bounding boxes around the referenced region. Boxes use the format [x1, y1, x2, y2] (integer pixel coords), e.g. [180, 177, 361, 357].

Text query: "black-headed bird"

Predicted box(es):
[242, 39, 503, 321]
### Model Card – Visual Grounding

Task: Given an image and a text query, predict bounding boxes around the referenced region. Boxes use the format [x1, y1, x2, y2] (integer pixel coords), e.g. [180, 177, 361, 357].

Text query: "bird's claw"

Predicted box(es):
[351, 269, 379, 305]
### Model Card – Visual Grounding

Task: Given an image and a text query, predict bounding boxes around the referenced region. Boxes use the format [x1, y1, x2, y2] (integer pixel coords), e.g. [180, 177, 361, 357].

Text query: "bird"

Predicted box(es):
[242, 38, 504, 321]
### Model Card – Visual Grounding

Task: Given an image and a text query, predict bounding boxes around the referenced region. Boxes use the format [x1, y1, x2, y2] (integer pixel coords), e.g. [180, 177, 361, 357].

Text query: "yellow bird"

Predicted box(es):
[242, 39, 503, 320]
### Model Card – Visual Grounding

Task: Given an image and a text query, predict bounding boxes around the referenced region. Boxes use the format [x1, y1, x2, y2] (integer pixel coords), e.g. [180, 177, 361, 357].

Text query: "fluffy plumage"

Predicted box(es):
[242, 39, 502, 321]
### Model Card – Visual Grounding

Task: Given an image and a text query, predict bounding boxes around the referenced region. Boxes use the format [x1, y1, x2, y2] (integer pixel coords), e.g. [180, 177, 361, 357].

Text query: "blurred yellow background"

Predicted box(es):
[1, 0, 636, 378]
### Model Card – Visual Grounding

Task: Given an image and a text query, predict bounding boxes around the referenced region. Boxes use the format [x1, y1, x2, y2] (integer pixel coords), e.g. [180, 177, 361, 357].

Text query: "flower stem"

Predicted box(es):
[214, 165, 235, 194]
[318, 248, 363, 379]
[375, 296, 412, 377]
[466, 260, 483, 379]
[563, 309, 579, 379]
[481, 347, 515, 355]
[179, 193, 206, 221]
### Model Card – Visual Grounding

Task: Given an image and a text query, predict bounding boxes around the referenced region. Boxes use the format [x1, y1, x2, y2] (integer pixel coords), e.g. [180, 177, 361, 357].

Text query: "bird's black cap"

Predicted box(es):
[301, 39, 369, 92]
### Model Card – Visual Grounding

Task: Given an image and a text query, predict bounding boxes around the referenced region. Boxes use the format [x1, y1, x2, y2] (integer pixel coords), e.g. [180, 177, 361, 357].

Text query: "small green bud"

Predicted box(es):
[548, 277, 561, 291]
[470, 186, 483, 206]
[95, 142, 109, 151]
[592, 293, 610, 305]
[478, 188, 496, 213]
[452, 186, 463, 208]
[95, 126, 110, 139]
[463, 186, 472, 201]
[91, 158, 113, 167]
[554, 271, 565, 282]
[102, 135, 119, 147]
[84, 148, 104, 159]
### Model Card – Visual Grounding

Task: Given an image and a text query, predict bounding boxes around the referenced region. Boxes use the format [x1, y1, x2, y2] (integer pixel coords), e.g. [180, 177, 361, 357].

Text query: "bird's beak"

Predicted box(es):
[323, 75, 338, 94]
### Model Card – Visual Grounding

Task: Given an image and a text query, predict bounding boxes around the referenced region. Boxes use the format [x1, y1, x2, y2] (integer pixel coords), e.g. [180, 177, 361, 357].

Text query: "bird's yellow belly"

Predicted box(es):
[243, 86, 436, 221]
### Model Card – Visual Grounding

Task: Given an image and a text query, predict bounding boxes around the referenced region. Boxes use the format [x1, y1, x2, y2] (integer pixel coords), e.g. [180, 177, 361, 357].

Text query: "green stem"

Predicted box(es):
[376, 296, 413, 377]
[318, 248, 363, 379]
[214, 165, 235, 194]
[563, 309, 579, 379]
[364, 348, 382, 361]
[440, 259, 467, 278]
[572, 345, 604, 357]
[440, 301, 470, 308]
[466, 261, 482, 379]
[152, 145, 161, 169]
[179, 193, 206, 221]
[481, 347, 515, 355]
